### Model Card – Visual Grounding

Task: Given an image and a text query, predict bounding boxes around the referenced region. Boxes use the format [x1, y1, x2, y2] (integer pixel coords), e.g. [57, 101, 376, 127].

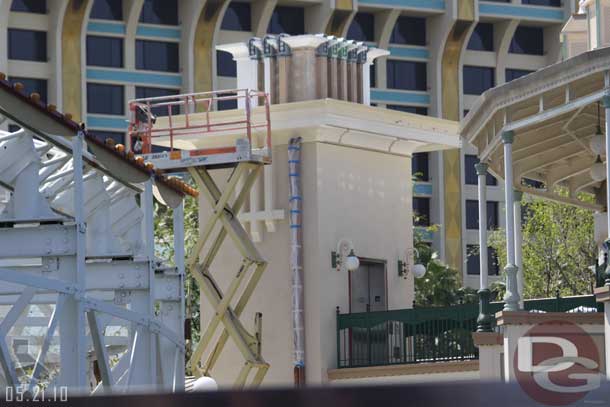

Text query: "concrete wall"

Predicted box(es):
[197, 140, 414, 388]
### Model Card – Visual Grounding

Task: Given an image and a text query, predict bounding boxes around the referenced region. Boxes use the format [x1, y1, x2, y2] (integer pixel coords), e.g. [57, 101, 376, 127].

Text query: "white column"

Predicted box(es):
[514, 190, 524, 307]
[476, 162, 492, 332]
[476, 163, 489, 289]
[605, 92, 610, 286]
[599, 92, 610, 380]
[502, 131, 521, 311]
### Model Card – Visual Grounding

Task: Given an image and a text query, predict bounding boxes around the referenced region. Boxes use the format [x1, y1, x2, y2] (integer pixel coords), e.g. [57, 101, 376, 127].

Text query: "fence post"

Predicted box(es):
[336, 306, 340, 368]
[366, 303, 371, 366]
[555, 289, 561, 312]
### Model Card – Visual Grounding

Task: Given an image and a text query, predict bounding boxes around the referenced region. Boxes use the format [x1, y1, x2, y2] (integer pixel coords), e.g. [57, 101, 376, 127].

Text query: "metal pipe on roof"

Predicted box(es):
[288, 137, 305, 387]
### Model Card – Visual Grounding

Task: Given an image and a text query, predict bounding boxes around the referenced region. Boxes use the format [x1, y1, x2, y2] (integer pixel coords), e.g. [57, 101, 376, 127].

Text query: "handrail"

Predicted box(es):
[127, 89, 271, 157]
[336, 295, 602, 369]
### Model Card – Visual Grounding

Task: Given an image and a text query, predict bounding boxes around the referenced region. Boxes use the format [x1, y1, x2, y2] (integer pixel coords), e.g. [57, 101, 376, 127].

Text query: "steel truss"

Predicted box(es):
[0, 124, 186, 394]
[187, 162, 269, 388]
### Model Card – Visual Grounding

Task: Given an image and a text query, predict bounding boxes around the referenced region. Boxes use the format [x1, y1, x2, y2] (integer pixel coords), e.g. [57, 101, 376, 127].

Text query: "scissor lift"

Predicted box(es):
[128, 89, 272, 387]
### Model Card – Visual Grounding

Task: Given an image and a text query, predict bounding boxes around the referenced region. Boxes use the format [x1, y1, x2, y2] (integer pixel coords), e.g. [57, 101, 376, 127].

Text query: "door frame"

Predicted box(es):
[347, 257, 388, 314]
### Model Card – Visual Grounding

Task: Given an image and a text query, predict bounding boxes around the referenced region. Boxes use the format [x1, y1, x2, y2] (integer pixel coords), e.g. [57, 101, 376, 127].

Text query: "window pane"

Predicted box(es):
[466, 200, 478, 229]
[90, 0, 122, 20]
[468, 23, 494, 51]
[465, 155, 496, 185]
[347, 13, 375, 42]
[136, 40, 179, 72]
[463, 66, 495, 95]
[90, 130, 125, 144]
[412, 152, 429, 181]
[467, 245, 500, 275]
[522, 0, 560, 6]
[510, 26, 544, 55]
[390, 16, 426, 46]
[506, 68, 534, 82]
[11, 0, 46, 13]
[87, 83, 124, 115]
[370, 62, 376, 88]
[387, 105, 428, 116]
[8, 124, 21, 133]
[87, 36, 123, 68]
[488, 247, 500, 276]
[487, 201, 499, 229]
[216, 50, 236, 77]
[8, 77, 47, 103]
[387, 60, 427, 91]
[464, 155, 477, 185]
[139, 0, 178, 25]
[466, 245, 480, 275]
[8, 29, 47, 62]
[413, 197, 430, 226]
[267, 6, 304, 35]
[217, 92, 238, 111]
[221, 2, 251, 31]
[135, 87, 180, 116]
[487, 173, 497, 186]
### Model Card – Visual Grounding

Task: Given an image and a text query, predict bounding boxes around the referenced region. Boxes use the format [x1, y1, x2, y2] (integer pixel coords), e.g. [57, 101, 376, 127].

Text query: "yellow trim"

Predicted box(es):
[326, 9, 354, 37]
[194, 0, 230, 95]
[62, 0, 90, 122]
[441, 0, 475, 273]
[335, 0, 353, 11]
[327, 360, 479, 381]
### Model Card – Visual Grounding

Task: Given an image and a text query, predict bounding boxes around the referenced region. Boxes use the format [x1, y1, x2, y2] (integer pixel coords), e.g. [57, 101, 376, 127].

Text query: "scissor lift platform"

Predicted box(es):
[128, 89, 272, 388]
[128, 89, 272, 172]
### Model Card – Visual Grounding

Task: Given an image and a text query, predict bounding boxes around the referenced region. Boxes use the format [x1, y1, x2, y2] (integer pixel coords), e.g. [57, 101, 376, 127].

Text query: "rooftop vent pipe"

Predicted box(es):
[217, 34, 389, 106]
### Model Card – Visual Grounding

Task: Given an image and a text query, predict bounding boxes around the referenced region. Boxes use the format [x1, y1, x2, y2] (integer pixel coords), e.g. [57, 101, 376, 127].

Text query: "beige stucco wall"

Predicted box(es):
[197, 139, 415, 388]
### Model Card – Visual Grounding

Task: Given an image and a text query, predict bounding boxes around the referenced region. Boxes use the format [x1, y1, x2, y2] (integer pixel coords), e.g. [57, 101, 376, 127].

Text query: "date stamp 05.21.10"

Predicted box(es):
[5, 386, 69, 403]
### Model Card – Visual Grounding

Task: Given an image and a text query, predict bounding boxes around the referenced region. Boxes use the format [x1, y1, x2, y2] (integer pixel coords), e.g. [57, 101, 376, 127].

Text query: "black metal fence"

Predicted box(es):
[336, 295, 602, 368]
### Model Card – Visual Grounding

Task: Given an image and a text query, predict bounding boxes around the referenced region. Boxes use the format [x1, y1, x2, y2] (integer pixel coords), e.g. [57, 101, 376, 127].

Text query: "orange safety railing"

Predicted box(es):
[127, 89, 272, 157]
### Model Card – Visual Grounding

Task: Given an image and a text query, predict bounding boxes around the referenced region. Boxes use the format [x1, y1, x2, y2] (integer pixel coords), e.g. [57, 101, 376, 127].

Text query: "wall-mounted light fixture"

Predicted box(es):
[398, 248, 426, 279]
[331, 239, 360, 272]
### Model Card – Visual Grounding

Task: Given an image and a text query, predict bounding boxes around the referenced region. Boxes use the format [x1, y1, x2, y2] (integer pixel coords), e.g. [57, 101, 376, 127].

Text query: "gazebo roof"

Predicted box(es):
[461, 46, 610, 211]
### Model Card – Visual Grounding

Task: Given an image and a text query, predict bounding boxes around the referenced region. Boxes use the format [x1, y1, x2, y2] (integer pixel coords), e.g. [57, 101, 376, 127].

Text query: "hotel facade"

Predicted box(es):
[0, 0, 577, 285]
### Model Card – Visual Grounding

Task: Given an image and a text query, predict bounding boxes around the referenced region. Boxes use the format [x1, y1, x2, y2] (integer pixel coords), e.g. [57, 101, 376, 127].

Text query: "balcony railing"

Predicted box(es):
[336, 295, 602, 369]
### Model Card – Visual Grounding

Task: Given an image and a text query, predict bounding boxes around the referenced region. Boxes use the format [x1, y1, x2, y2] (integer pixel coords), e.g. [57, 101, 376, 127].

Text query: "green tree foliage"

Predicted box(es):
[154, 185, 200, 369]
[413, 227, 478, 307]
[488, 195, 598, 299]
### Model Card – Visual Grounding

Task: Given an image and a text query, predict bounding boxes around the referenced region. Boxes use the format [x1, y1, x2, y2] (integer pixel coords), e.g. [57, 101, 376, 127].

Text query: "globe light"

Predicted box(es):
[590, 156, 606, 182]
[590, 132, 605, 156]
[412, 264, 427, 278]
[345, 250, 360, 271]
[192, 376, 218, 391]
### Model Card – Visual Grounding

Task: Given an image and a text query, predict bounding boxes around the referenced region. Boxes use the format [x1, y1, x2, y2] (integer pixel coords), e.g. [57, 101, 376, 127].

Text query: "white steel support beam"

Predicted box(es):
[515, 142, 584, 179]
[130, 178, 155, 387]
[87, 310, 113, 392]
[59, 129, 87, 389]
[547, 157, 597, 187]
[480, 90, 608, 162]
[502, 131, 520, 312]
[0, 286, 35, 336]
[29, 294, 66, 392]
